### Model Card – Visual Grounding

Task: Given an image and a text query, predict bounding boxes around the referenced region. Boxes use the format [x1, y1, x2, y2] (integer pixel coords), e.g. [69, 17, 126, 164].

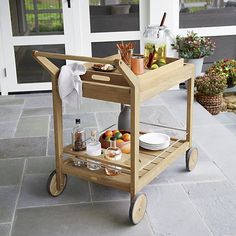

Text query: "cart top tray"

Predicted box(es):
[32, 51, 194, 104]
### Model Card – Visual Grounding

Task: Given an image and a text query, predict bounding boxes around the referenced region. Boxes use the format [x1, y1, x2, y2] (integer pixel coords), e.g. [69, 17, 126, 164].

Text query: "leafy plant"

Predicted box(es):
[195, 74, 227, 96]
[171, 31, 216, 59]
[206, 59, 236, 87]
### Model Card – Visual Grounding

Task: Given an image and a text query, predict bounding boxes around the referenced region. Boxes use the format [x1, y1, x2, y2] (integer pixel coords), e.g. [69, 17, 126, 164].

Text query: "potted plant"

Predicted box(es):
[206, 59, 236, 88]
[195, 74, 227, 115]
[172, 31, 216, 77]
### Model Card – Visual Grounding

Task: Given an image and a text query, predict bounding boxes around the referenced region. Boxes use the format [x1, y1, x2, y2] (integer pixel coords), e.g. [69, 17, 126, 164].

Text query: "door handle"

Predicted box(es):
[67, 0, 71, 8]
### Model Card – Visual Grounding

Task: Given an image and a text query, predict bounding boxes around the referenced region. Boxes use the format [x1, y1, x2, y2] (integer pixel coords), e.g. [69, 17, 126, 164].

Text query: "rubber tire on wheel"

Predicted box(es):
[47, 170, 67, 197]
[129, 193, 147, 225]
[186, 147, 198, 172]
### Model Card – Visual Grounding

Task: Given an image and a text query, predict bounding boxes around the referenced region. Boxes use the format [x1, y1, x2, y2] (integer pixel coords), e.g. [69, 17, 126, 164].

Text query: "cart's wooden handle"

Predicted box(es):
[33, 50, 115, 65]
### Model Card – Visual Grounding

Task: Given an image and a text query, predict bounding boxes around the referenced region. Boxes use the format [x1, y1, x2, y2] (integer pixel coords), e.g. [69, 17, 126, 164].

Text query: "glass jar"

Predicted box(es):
[104, 137, 122, 176]
[86, 130, 101, 171]
[143, 25, 168, 69]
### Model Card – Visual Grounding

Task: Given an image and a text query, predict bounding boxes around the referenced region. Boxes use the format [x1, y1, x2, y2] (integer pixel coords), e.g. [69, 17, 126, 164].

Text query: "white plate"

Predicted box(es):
[140, 141, 170, 150]
[139, 133, 170, 145]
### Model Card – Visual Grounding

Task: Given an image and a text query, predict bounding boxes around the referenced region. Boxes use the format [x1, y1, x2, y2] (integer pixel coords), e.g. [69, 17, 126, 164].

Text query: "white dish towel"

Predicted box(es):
[58, 63, 86, 111]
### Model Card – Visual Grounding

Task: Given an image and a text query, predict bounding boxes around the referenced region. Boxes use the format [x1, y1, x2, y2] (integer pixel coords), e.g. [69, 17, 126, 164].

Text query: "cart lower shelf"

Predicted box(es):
[62, 138, 190, 193]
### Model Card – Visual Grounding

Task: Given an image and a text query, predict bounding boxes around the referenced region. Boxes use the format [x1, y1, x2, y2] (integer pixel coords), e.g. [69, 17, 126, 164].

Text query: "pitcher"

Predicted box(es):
[143, 25, 175, 69]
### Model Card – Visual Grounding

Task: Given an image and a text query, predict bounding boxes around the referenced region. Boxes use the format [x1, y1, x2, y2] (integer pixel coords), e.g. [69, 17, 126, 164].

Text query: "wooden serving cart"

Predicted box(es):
[33, 51, 198, 225]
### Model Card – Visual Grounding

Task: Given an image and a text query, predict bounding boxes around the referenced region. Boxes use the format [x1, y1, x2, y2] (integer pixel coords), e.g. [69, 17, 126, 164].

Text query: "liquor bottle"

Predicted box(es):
[86, 130, 101, 170]
[104, 137, 122, 176]
[72, 119, 86, 166]
[72, 119, 86, 151]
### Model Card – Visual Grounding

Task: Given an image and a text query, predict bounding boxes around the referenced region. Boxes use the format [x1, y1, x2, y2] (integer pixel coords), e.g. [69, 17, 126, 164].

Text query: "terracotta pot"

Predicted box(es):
[196, 93, 223, 115]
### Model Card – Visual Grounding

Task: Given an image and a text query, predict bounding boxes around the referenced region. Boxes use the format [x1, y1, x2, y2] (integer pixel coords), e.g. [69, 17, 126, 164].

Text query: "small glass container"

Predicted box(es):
[86, 130, 101, 171]
[104, 137, 122, 176]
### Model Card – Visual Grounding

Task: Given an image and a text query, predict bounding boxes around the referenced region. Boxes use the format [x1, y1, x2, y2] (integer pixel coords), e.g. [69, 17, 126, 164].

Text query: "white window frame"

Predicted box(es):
[75, 0, 150, 57]
[150, 0, 236, 52]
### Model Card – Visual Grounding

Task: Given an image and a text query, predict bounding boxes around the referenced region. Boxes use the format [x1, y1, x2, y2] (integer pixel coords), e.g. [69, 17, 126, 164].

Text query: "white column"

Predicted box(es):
[0, 0, 12, 95]
[139, 0, 150, 54]
[149, 0, 179, 57]
[63, 0, 91, 57]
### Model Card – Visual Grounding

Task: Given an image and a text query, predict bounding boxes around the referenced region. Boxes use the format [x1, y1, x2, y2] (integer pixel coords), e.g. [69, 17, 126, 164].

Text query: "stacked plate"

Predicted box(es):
[139, 133, 170, 150]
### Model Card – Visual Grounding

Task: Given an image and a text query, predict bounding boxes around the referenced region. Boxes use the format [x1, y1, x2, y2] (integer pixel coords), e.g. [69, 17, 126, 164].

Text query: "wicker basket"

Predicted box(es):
[196, 93, 223, 115]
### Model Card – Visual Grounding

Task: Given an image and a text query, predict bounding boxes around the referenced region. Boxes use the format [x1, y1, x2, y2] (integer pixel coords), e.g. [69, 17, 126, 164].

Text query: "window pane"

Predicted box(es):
[9, 0, 63, 36]
[92, 40, 140, 57]
[38, 13, 63, 32]
[203, 35, 236, 71]
[179, 0, 236, 28]
[15, 45, 65, 84]
[89, 0, 140, 33]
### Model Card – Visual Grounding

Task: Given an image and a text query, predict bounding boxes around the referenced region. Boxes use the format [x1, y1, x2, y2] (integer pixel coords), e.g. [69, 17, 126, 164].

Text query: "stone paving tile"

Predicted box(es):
[50, 112, 97, 130]
[0, 121, 16, 139]
[90, 183, 129, 202]
[15, 116, 49, 137]
[64, 97, 120, 114]
[0, 137, 47, 158]
[15, 92, 51, 98]
[144, 184, 212, 236]
[140, 105, 183, 128]
[160, 90, 219, 127]
[141, 94, 165, 106]
[0, 158, 25, 186]
[12, 201, 153, 236]
[25, 156, 55, 175]
[24, 95, 52, 108]
[194, 125, 236, 185]
[21, 107, 52, 117]
[150, 147, 226, 185]
[47, 129, 71, 156]
[183, 181, 236, 236]
[215, 111, 236, 124]
[0, 186, 19, 223]
[0, 106, 22, 122]
[18, 174, 91, 208]
[223, 124, 236, 136]
[0, 224, 11, 236]
[0, 97, 24, 106]
[95, 111, 119, 131]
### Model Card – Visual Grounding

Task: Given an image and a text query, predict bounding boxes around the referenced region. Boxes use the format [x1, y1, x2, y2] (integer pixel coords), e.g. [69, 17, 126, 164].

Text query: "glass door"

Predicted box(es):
[0, 0, 73, 94]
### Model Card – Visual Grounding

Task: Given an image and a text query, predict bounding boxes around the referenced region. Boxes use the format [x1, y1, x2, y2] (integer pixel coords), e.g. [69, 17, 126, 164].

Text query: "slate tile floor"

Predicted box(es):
[0, 91, 236, 236]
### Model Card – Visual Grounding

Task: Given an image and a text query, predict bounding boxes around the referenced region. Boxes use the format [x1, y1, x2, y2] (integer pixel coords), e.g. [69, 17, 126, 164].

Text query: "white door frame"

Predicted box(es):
[0, 0, 72, 95]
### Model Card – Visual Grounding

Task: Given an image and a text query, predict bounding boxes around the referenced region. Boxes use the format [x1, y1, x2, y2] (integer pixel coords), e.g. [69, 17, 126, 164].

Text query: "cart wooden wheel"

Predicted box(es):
[186, 147, 198, 172]
[47, 170, 67, 197]
[129, 193, 147, 225]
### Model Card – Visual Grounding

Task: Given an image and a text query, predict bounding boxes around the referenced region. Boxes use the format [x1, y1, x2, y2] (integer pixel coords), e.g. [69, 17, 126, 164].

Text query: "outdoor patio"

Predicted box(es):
[0, 89, 236, 236]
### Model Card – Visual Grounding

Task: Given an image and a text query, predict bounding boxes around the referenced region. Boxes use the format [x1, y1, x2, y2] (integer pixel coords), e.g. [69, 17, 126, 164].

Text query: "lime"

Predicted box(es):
[115, 132, 122, 139]
[105, 136, 111, 142]
[158, 58, 166, 64]
[151, 64, 158, 70]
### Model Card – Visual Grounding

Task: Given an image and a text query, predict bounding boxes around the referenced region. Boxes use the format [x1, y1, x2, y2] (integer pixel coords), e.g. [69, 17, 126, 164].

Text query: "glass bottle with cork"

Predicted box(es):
[104, 137, 122, 176]
[86, 130, 102, 171]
